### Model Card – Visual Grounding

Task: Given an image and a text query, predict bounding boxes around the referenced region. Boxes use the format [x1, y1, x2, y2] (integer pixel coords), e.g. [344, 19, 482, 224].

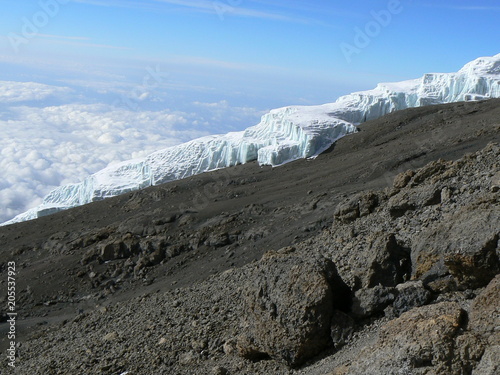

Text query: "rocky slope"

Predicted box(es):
[0, 99, 499, 374]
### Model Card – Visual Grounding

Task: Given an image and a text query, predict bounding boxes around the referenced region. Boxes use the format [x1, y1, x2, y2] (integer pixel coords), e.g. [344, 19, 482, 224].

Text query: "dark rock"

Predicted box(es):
[425, 275, 458, 293]
[387, 197, 415, 218]
[205, 232, 230, 247]
[365, 233, 411, 288]
[351, 285, 397, 319]
[410, 159, 449, 186]
[81, 248, 99, 264]
[237, 247, 350, 367]
[334, 198, 360, 223]
[330, 310, 356, 349]
[453, 333, 486, 374]
[412, 208, 500, 288]
[148, 248, 166, 266]
[166, 244, 185, 258]
[330, 232, 411, 291]
[471, 346, 500, 375]
[392, 280, 432, 316]
[357, 192, 380, 217]
[100, 235, 141, 261]
[334, 192, 380, 223]
[420, 187, 442, 206]
[154, 214, 177, 225]
[444, 233, 499, 289]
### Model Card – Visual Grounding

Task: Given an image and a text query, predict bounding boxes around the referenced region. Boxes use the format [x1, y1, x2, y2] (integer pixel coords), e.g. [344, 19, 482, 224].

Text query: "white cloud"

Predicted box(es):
[0, 81, 73, 103]
[74, 0, 319, 24]
[419, 3, 500, 12]
[0, 80, 263, 223]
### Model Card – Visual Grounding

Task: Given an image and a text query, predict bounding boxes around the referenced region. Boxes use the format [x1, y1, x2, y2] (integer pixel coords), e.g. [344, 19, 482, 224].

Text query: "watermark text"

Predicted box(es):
[6, 261, 17, 368]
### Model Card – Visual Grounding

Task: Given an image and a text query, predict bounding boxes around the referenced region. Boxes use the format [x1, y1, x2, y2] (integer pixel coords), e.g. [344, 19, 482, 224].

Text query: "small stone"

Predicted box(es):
[103, 332, 118, 341]
[191, 339, 208, 351]
[441, 186, 452, 202]
[178, 351, 197, 365]
[212, 366, 229, 375]
[223, 339, 237, 356]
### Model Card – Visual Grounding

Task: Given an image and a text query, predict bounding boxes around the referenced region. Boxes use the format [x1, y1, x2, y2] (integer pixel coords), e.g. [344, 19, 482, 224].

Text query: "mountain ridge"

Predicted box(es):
[4, 53, 500, 225]
[0, 98, 499, 374]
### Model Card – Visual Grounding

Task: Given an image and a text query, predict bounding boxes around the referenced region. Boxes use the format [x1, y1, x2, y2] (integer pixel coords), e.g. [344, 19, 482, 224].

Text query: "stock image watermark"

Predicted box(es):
[340, 0, 404, 63]
[113, 65, 169, 111]
[6, 261, 17, 368]
[213, 0, 243, 21]
[8, 0, 71, 53]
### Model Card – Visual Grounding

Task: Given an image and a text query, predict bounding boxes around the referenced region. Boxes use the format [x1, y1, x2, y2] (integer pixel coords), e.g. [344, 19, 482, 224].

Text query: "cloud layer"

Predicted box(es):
[0, 81, 262, 223]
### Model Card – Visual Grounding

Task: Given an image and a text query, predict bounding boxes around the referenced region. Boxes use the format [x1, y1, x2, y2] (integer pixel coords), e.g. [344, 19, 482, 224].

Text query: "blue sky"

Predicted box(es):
[0, 0, 498, 110]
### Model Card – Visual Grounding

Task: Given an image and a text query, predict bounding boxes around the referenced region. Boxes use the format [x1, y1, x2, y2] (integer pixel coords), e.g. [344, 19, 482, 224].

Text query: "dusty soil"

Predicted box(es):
[0, 99, 499, 373]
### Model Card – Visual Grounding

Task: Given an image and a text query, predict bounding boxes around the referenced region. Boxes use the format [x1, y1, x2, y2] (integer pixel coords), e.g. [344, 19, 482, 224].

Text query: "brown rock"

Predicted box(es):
[393, 169, 415, 190]
[347, 302, 465, 374]
[332, 232, 410, 290]
[412, 208, 500, 288]
[468, 275, 500, 342]
[237, 247, 350, 367]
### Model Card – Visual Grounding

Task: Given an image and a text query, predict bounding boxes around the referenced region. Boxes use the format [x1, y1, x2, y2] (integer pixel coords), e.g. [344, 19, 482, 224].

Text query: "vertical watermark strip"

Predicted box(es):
[6, 261, 17, 368]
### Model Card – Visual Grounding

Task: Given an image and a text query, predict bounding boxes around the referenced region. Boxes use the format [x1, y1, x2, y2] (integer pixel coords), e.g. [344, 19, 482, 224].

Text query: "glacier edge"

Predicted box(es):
[3, 53, 500, 225]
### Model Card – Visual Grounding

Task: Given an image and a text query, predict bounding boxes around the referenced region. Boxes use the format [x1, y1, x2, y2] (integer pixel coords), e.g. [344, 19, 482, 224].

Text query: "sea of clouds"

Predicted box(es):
[0, 80, 263, 223]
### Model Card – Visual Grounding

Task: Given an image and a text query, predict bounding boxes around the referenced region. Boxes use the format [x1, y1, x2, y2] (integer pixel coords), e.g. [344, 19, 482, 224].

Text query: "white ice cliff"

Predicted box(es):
[3, 53, 500, 225]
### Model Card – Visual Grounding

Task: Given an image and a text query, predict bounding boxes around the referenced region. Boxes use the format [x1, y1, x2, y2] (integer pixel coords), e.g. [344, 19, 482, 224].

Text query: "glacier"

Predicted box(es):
[3, 53, 500, 225]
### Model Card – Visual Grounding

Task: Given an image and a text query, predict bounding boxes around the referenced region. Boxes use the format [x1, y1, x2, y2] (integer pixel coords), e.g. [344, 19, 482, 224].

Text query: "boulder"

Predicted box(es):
[332, 232, 411, 290]
[237, 247, 350, 367]
[472, 346, 500, 375]
[351, 285, 396, 319]
[392, 280, 432, 316]
[347, 302, 465, 375]
[468, 275, 500, 342]
[334, 192, 380, 223]
[392, 169, 415, 190]
[412, 208, 499, 288]
[100, 234, 141, 261]
[330, 310, 356, 349]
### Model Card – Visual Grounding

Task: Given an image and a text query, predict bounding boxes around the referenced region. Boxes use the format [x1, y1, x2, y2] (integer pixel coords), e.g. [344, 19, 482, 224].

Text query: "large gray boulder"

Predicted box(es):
[236, 247, 350, 367]
[330, 231, 411, 291]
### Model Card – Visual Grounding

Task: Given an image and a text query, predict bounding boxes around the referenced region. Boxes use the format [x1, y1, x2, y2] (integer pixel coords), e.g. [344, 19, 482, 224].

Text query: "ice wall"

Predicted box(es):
[3, 53, 500, 225]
